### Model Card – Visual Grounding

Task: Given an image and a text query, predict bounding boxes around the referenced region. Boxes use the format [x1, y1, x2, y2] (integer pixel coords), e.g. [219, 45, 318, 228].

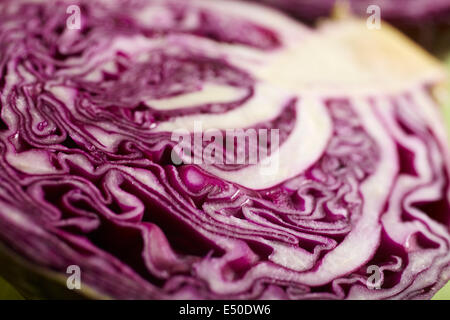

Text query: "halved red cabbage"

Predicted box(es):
[0, 0, 449, 299]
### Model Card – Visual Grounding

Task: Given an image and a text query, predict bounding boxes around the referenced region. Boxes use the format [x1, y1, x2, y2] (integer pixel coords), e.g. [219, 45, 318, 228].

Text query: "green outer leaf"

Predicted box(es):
[433, 280, 450, 300]
[0, 241, 108, 300]
[0, 276, 23, 300]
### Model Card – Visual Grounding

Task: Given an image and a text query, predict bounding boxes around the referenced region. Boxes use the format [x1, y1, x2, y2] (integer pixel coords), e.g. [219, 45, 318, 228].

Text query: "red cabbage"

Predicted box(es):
[250, 0, 450, 24]
[0, 0, 449, 300]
